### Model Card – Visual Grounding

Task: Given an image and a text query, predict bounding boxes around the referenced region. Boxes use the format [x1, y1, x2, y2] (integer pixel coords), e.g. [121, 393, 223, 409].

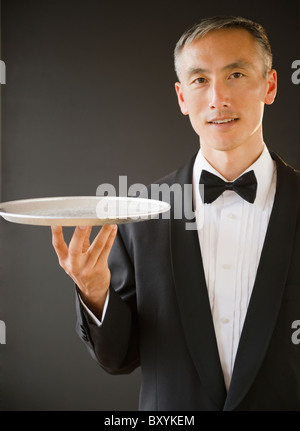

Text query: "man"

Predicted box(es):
[51, 16, 300, 410]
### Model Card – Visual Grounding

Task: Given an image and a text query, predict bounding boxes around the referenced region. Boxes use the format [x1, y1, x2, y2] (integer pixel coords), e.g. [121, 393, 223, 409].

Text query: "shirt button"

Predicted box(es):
[227, 213, 237, 219]
[222, 264, 231, 270]
[221, 317, 230, 324]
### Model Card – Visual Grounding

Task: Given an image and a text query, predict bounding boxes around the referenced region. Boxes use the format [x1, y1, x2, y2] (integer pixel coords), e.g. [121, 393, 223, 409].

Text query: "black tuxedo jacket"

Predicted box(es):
[76, 151, 300, 411]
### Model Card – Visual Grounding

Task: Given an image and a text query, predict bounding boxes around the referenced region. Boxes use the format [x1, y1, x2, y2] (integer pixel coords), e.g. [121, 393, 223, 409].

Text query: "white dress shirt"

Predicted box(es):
[193, 145, 277, 390]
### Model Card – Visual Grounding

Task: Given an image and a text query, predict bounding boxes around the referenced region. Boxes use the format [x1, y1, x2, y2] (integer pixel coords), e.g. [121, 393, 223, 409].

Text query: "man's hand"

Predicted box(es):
[51, 224, 118, 319]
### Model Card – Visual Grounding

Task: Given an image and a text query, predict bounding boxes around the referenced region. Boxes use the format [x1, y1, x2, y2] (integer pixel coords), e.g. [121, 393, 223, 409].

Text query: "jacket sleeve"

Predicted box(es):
[75, 225, 140, 375]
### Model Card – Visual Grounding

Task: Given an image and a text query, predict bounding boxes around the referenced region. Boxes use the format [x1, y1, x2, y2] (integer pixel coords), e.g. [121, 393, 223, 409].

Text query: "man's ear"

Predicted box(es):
[175, 82, 189, 115]
[264, 69, 277, 105]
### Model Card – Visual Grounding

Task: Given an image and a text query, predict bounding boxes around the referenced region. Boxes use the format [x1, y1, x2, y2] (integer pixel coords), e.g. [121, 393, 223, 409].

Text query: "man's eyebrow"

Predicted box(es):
[186, 60, 252, 77]
[222, 60, 252, 71]
[186, 67, 208, 77]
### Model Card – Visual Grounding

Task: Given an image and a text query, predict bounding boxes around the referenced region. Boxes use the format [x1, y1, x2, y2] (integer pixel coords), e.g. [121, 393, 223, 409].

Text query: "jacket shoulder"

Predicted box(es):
[133, 154, 196, 198]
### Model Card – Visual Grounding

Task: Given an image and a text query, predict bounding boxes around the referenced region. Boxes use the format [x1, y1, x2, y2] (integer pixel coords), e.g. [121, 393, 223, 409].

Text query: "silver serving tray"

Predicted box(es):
[0, 196, 171, 226]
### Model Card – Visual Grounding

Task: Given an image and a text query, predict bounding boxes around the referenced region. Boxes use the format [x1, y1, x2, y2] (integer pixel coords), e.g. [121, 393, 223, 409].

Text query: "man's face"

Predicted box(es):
[175, 29, 277, 153]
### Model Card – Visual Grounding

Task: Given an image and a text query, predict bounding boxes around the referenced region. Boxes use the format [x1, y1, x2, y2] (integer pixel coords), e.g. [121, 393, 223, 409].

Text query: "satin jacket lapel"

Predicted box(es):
[170, 154, 227, 410]
[224, 153, 300, 410]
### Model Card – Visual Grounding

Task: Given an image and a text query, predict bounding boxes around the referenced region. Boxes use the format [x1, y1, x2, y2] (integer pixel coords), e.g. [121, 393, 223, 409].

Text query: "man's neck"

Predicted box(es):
[200, 142, 265, 181]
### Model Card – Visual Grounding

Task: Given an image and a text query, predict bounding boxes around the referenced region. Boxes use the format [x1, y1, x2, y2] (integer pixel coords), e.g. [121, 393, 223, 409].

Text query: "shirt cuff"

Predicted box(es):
[78, 290, 110, 327]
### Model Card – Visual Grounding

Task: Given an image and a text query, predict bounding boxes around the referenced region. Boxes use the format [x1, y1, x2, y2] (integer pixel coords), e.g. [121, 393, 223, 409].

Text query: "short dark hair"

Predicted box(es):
[174, 16, 273, 79]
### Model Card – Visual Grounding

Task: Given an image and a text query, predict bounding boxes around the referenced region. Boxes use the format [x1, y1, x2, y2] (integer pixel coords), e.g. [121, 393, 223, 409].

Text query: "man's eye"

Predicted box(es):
[230, 72, 244, 79]
[193, 77, 207, 84]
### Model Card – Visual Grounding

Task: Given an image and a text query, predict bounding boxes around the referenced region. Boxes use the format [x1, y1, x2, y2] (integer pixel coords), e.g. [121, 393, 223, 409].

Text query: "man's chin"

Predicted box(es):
[200, 141, 242, 153]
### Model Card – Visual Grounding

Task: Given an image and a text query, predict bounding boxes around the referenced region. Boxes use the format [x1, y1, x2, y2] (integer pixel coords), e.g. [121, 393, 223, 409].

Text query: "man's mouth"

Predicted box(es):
[208, 118, 238, 125]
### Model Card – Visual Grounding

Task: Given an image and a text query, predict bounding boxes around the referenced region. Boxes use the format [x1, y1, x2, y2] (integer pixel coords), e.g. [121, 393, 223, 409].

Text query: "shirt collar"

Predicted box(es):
[193, 144, 276, 211]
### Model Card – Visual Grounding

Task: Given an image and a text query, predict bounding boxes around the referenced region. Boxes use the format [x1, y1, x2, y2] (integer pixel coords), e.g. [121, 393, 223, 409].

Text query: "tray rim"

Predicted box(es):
[0, 195, 171, 225]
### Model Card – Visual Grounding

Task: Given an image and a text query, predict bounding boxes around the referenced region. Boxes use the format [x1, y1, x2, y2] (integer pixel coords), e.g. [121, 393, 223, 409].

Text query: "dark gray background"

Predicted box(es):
[0, 0, 299, 411]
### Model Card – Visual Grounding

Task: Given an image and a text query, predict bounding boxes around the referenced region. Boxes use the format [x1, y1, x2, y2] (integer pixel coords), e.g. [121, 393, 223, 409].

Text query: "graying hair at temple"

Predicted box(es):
[174, 16, 273, 80]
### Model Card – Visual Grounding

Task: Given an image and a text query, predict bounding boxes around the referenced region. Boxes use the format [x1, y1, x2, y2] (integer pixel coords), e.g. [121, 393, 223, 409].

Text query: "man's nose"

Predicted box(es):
[209, 80, 231, 109]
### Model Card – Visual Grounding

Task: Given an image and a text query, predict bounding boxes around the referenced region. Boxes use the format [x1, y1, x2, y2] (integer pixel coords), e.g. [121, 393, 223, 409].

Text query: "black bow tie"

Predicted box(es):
[199, 169, 257, 204]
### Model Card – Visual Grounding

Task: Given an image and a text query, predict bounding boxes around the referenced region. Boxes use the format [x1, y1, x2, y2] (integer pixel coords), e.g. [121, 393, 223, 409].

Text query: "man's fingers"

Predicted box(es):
[82, 226, 93, 253]
[69, 226, 91, 258]
[87, 224, 118, 266]
[97, 224, 118, 264]
[51, 226, 68, 261]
